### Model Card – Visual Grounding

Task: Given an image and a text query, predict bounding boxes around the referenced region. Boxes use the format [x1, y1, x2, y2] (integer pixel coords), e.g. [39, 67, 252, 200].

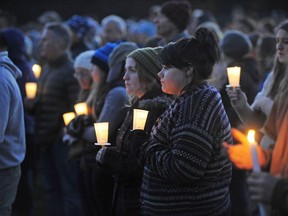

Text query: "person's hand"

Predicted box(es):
[23, 97, 38, 110]
[223, 128, 267, 170]
[247, 172, 280, 203]
[252, 95, 273, 116]
[96, 147, 107, 164]
[226, 87, 248, 111]
[62, 133, 78, 145]
[127, 130, 148, 157]
[66, 114, 95, 138]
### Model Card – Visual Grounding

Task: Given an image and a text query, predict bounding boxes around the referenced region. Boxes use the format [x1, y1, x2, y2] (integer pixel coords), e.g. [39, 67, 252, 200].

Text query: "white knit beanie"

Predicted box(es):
[74, 50, 95, 71]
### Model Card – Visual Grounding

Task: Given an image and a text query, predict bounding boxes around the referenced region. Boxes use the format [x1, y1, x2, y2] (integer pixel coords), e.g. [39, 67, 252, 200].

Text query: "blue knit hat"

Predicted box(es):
[91, 42, 119, 72]
[66, 15, 93, 39]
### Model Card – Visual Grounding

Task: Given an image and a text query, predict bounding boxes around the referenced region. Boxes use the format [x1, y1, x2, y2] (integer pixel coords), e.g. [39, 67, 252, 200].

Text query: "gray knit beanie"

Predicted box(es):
[127, 47, 163, 79]
[220, 30, 252, 59]
[108, 42, 138, 69]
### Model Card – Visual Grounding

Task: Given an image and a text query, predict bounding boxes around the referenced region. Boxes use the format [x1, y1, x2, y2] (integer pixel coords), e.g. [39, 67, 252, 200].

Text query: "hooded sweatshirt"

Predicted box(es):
[0, 51, 26, 169]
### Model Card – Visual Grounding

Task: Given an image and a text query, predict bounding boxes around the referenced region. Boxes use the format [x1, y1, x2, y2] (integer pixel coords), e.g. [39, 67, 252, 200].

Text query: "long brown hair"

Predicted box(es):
[267, 20, 288, 99]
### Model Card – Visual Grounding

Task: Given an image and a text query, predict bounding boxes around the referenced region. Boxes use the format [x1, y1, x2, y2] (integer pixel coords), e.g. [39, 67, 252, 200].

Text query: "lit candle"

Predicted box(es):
[63, 112, 76, 126]
[227, 66, 241, 87]
[32, 64, 41, 79]
[247, 130, 261, 172]
[94, 122, 110, 146]
[74, 102, 88, 115]
[25, 82, 37, 99]
[247, 130, 267, 216]
[133, 109, 149, 130]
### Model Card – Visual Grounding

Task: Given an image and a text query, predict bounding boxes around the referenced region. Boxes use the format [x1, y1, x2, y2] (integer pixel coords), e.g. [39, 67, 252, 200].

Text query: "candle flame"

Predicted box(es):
[63, 112, 76, 126]
[133, 109, 149, 130]
[25, 82, 37, 99]
[247, 130, 255, 144]
[94, 122, 109, 144]
[32, 64, 41, 79]
[227, 66, 241, 87]
[74, 102, 88, 115]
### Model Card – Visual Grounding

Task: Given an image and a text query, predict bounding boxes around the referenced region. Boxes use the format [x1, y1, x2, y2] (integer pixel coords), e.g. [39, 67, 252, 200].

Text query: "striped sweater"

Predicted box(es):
[140, 83, 232, 216]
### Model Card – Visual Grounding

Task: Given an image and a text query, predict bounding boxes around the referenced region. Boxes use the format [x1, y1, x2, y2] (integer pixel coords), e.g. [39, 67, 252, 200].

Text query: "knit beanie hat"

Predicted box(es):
[91, 42, 119, 72]
[127, 46, 163, 80]
[108, 42, 138, 69]
[74, 50, 94, 71]
[0, 28, 26, 61]
[220, 30, 252, 59]
[38, 10, 62, 25]
[161, 0, 192, 32]
[66, 15, 93, 39]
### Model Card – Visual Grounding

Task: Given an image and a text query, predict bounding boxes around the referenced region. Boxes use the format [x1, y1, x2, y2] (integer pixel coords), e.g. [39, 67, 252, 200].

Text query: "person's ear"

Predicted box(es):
[186, 66, 193, 76]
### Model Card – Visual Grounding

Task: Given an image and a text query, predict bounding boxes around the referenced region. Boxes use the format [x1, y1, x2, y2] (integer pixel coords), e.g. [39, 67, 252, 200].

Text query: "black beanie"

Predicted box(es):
[220, 30, 252, 59]
[161, 0, 192, 32]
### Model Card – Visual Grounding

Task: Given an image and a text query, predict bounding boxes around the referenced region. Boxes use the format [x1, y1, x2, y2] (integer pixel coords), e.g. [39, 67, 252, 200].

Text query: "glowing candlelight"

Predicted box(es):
[133, 109, 149, 130]
[74, 102, 88, 115]
[247, 130, 267, 216]
[63, 112, 76, 126]
[247, 130, 261, 172]
[94, 122, 110, 146]
[32, 64, 41, 79]
[227, 66, 241, 87]
[25, 82, 37, 99]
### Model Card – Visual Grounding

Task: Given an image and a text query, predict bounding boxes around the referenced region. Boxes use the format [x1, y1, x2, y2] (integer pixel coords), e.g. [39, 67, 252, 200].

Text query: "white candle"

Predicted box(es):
[63, 112, 76, 126]
[227, 66, 241, 87]
[133, 109, 149, 130]
[25, 82, 37, 99]
[247, 130, 267, 216]
[247, 130, 261, 172]
[74, 102, 88, 115]
[32, 64, 41, 79]
[94, 122, 110, 146]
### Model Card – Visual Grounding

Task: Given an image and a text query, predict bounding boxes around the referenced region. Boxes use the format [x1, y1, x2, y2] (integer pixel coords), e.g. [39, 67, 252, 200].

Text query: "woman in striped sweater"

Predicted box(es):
[139, 27, 233, 215]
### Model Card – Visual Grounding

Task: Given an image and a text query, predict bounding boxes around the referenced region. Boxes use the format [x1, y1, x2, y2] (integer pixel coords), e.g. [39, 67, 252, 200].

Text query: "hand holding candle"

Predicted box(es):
[74, 102, 88, 115]
[63, 112, 76, 126]
[224, 128, 267, 170]
[224, 128, 268, 215]
[133, 109, 149, 130]
[247, 130, 261, 172]
[94, 122, 110, 146]
[226, 66, 241, 88]
[247, 130, 267, 216]
[25, 82, 37, 99]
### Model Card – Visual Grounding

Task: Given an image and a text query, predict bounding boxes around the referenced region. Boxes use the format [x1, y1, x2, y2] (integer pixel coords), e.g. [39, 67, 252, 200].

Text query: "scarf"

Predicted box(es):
[265, 91, 288, 176]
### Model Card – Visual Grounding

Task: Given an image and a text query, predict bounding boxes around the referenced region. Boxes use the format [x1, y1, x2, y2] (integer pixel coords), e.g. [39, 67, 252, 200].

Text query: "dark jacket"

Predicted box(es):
[34, 54, 79, 150]
[271, 178, 288, 216]
[100, 89, 172, 216]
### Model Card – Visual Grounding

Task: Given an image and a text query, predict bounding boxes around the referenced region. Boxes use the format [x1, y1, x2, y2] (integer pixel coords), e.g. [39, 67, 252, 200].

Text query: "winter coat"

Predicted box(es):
[0, 51, 26, 169]
[34, 54, 79, 150]
[271, 178, 288, 216]
[100, 89, 172, 216]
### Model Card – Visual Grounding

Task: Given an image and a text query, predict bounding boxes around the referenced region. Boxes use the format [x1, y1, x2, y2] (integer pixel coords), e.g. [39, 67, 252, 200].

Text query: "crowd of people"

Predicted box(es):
[1, 1, 288, 216]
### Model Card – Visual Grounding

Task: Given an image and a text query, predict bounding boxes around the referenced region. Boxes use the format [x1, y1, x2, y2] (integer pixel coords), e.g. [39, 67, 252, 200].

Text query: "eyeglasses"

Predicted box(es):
[73, 72, 91, 79]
